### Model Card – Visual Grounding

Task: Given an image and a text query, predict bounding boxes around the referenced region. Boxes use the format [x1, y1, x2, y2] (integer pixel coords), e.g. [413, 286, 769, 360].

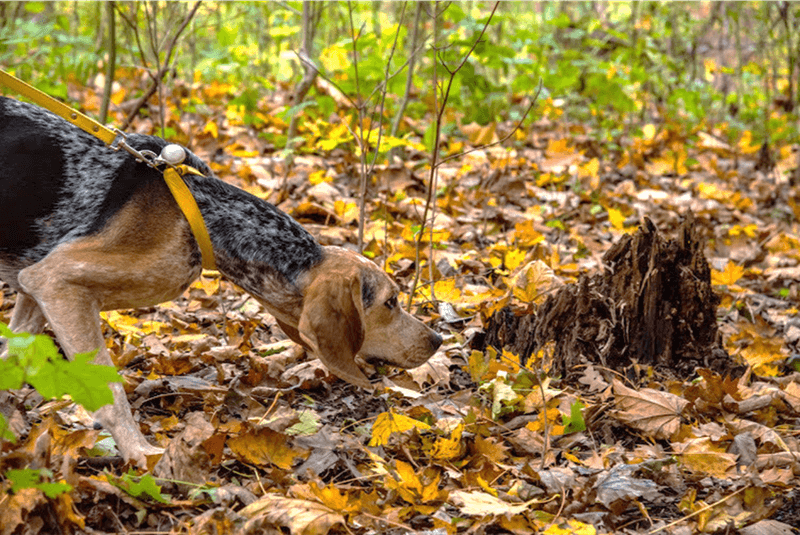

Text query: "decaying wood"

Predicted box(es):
[483, 216, 729, 379]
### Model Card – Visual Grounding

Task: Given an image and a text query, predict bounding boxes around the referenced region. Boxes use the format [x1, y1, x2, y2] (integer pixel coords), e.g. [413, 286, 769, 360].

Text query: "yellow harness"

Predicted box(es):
[0, 69, 216, 271]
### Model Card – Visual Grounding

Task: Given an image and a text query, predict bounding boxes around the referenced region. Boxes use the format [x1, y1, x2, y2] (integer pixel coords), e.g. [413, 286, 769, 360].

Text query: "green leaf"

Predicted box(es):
[24, 2, 46, 14]
[0, 413, 16, 443]
[562, 400, 586, 434]
[0, 357, 25, 391]
[286, 410, 321, 436]
[112, 471, 171, 504]
[28, 351, 122, 412]
[5, 468, 72, 498]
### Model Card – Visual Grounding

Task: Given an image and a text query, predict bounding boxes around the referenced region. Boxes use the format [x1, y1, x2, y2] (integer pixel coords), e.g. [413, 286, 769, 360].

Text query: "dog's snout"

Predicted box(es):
[429, 330, 443, 351]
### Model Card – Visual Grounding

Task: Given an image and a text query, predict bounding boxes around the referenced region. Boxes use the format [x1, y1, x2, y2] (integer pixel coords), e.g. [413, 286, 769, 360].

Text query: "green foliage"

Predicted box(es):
[110, 471, 171, 504]
[562, 401, 587, 434]
[0, 322, 122, 421]
[1, 2, 797, 148]
[5, 468, 72, 498]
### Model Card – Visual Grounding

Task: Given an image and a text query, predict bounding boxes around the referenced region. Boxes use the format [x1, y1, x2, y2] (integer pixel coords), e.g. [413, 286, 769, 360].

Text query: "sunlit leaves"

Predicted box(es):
[369, 410, 431, 447]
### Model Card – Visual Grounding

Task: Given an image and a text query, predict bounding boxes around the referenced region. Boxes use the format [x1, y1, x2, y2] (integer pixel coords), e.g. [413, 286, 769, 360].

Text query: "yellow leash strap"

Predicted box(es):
[163, 165, 217, 270]
[0, 68, 216, 271]
[0, 68, 118, 145]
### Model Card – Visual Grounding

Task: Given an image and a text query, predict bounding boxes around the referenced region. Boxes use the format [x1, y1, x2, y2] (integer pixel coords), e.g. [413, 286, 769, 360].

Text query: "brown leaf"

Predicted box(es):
[228, 426, 308, 469]
[675, 437, 737, 478]
[612, 380, 688, 440]
[240, 494, 344, 535]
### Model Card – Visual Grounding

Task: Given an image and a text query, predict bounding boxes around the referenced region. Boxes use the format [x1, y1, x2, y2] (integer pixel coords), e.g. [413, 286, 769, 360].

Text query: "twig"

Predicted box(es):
[119, 1, 202, 130]
[648, 487, 746, 534]
[407, 1, 500, 309]
[437, 79, 543, 167]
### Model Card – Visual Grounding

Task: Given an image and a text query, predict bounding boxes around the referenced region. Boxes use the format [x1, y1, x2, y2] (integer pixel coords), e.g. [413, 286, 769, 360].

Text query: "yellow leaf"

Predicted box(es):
[739, 336, 786, 375]
[308, 170, 328, 185]
[543, 519, 597, 535]
[711, 261, 744, 286]
[477, 476, 498, 496]
[676, 437, 736, 478]
[430, 424, 464, 461]
[202, 120, 218, 139]
[642, 124, 656, 141]
[468, 350, 490, 382]
[310, 482, 351, 512]
[369, 410, 431, 447]
[546, 138, 571, 156]
[433, 279, 461, 302]
[230, 149, 259, 158]
[608, 207, 626, 230]
[513, 220, 545, 247]
[395, 460, 421, 491]
[738, 130, 760, 154]
[200, 274, 220, 296]
[318, 122, 351, 151]
[334, 200, 359, 224]
[507, 260, 555, 303]
[505, 248, 527, 271]
[139, 320, 170, 335]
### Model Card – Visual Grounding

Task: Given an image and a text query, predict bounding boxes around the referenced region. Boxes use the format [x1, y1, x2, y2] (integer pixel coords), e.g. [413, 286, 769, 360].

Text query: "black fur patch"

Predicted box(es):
[0, 96, 322, 285]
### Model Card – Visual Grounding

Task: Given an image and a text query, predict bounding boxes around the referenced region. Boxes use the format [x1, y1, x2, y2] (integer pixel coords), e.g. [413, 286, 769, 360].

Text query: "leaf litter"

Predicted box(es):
[1, 76, 800, 534]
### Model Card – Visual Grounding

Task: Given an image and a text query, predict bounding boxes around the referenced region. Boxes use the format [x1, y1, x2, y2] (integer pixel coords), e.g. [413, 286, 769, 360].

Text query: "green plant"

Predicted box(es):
[0, 323, 122, 497]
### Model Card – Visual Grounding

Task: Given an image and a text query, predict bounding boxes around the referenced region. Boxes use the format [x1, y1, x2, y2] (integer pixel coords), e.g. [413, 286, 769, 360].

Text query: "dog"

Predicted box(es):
[0, 96, 442, 466]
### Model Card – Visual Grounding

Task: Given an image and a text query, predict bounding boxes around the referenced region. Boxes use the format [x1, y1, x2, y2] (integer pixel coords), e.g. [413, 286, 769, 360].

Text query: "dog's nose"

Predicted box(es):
[429, 331, 443, 351]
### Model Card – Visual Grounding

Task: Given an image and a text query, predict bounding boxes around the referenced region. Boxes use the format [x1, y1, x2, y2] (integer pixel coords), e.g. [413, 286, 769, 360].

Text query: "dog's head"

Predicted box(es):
[297, 247, 442, 388]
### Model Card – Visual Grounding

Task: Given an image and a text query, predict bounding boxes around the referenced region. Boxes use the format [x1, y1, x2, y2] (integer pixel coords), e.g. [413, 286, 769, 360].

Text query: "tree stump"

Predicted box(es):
[482, 216, 729, 379]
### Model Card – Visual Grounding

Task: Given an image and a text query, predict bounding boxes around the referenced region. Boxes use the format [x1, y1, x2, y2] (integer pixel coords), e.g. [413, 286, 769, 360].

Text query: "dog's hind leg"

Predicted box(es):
[17, 259, 165, 467]
[8, 292, 47, 335]
[1, 292, 47, 357]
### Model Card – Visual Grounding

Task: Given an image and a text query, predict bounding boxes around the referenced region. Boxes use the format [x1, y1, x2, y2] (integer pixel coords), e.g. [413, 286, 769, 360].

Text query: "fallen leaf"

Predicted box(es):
[612, 380, 687, 440]
[240, 494, 344, 535]
[449, 490, 530, 517]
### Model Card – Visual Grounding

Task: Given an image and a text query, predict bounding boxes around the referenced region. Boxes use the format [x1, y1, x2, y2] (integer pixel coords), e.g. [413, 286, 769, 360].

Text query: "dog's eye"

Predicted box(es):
[385, 296, 398, 310]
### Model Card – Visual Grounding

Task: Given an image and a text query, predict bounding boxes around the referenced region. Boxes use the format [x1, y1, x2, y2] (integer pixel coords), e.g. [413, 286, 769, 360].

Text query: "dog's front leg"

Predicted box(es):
[17, 263, 163, 468]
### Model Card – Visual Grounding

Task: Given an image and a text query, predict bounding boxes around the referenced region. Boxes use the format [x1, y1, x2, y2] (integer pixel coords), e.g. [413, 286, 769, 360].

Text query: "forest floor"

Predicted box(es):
[1, 77, 800, 535]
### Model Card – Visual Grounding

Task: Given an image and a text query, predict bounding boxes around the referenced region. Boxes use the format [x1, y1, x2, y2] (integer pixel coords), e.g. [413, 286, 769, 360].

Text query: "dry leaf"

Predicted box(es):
[449, 490, 531, 517]
[612, 380, 687, 440]
[240, 494, 344, 535]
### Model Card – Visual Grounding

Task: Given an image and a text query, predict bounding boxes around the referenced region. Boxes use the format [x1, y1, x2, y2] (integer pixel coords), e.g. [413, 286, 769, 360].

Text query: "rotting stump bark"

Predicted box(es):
[482, 216, 729, 379]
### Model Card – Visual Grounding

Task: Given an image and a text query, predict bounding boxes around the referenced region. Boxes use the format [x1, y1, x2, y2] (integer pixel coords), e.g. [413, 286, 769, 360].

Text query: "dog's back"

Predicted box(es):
[0, 97, 213, 268]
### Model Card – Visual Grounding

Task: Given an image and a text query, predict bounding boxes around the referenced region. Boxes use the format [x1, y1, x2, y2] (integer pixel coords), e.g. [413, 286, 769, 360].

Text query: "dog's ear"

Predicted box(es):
[298, 271, 372, 389]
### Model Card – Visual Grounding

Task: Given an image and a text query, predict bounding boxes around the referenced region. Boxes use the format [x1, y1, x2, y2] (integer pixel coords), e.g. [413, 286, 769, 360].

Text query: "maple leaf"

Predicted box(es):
[386, 461, 445, 504]
[505, 260, 555, 304]
[428, 424, 465, 461]
[369, 410, 431, 447]
[612, 380, 688, 440]
[711, 261, 744, 286]
[228, 427, 308, 469]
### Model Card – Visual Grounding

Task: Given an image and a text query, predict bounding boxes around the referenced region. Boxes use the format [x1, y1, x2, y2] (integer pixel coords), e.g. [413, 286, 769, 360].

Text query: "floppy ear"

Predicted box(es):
[298, 271, 372, 389]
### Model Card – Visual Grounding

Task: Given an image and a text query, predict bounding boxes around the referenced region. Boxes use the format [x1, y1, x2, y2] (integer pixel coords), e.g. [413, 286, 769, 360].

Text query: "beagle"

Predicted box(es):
[0, 96, 442, 466]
